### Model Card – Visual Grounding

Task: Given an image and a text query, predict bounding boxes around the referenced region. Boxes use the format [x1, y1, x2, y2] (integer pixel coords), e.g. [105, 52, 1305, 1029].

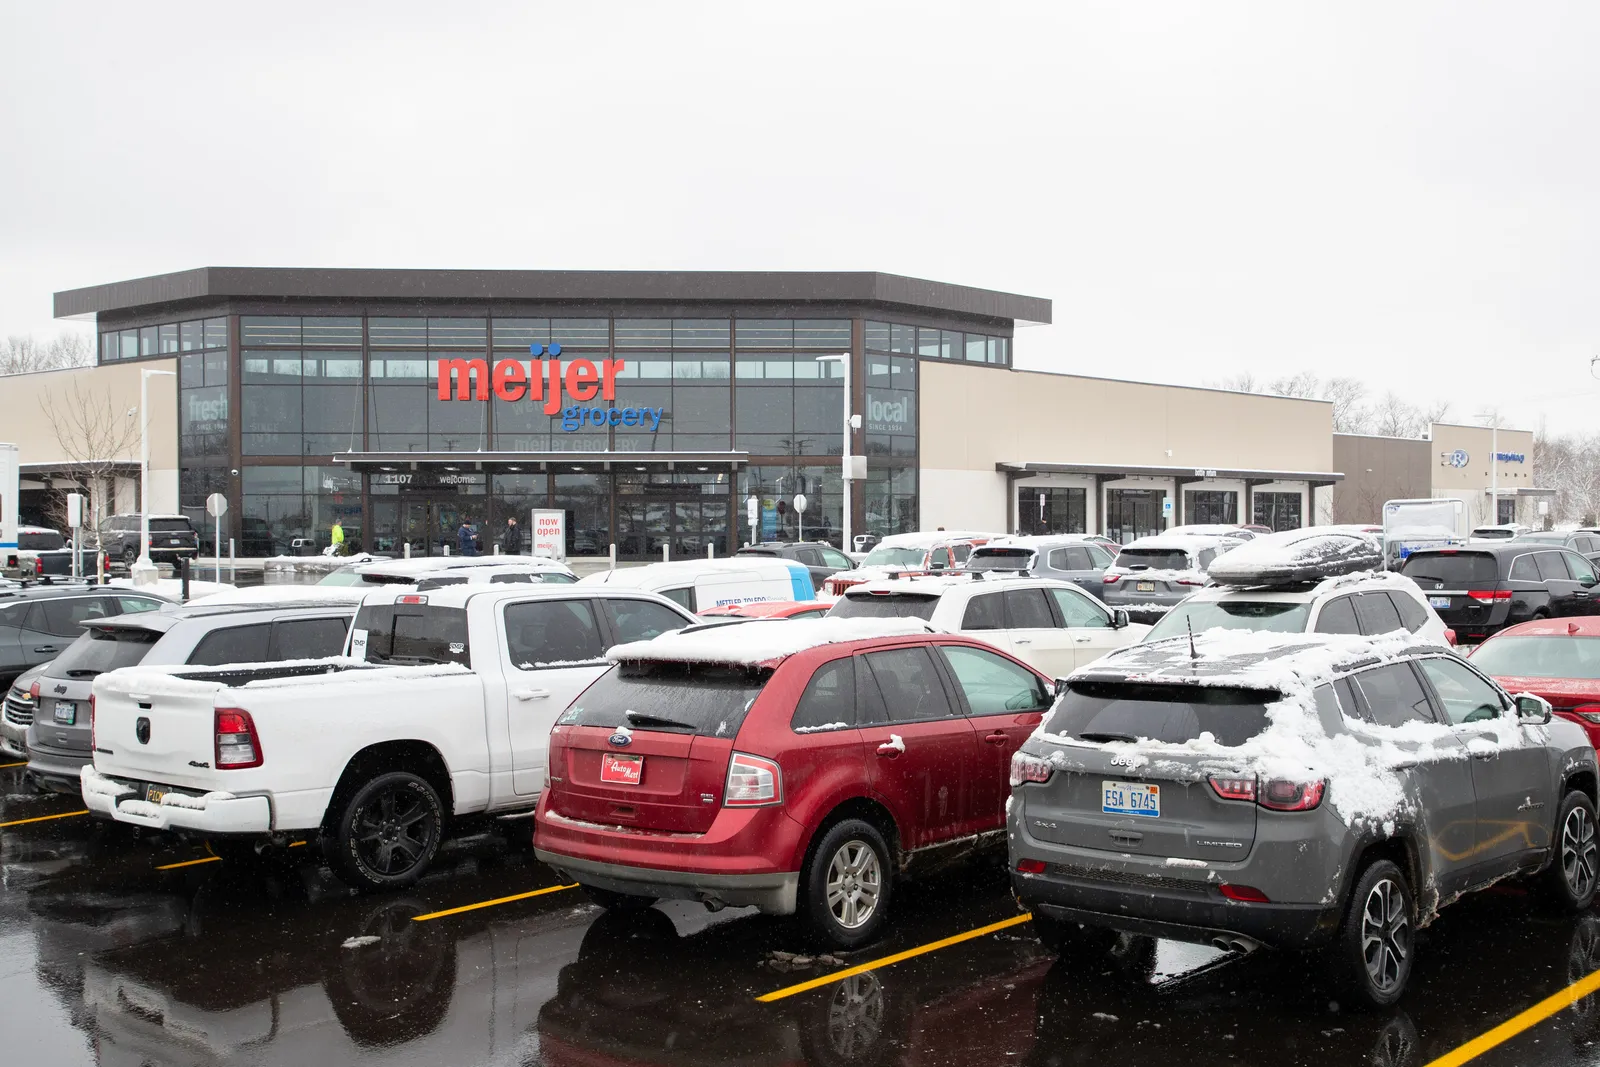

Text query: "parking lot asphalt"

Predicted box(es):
[6, 762, 1600, 1067]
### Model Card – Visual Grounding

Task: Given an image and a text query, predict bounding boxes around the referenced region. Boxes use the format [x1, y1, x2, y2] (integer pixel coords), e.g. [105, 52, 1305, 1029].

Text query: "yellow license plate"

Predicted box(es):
[144, 785, 166, 804]
[1137, 581, 1155, 592]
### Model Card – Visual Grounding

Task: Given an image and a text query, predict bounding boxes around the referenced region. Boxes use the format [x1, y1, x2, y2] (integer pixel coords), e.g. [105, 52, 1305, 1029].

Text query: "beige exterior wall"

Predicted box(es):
[4, 360, 179, 514]
[1428, 423, 1539, 528]
[918, 363, 1334, 473]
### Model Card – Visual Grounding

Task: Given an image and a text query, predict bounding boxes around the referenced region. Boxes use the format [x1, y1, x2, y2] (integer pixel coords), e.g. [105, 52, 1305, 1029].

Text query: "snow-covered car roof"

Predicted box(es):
[579, 556, 805, 587]
[1166, 569, 1425, 605]
[354, 555, 573, 578]
[1077, 628, 1447, 689]
[975, 534, 1103, 550]
[842, 574, 1073, 598]
[188, 585, 371, 608]
[1114, 534, 1241, 554]
[17, 524, 60, 535]
[356, 582, 686, 611]
[1207, 527, 1382, 587]
[873, 530, 994, 549]
[1166, 524, 1257, 539]
[607, 617, 935, 666]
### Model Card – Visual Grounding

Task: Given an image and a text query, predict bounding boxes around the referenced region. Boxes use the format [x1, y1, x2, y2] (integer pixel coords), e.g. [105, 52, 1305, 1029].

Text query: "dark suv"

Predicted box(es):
[103, 514, 200, 565]
[1513, 531, 1600, 555]
[736, 541, 855, 592]
[1400, 543, 1600, 643]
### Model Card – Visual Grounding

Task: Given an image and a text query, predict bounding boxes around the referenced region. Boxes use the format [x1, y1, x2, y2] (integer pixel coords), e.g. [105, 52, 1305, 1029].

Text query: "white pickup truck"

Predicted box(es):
[81, 584, 695, 889]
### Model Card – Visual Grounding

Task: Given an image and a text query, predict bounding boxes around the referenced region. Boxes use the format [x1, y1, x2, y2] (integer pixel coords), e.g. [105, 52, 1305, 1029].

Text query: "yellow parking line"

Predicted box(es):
[756, 913, 1033, 1003]
[288, 840, 307, 847]
[0, 809, 88, 829]
[0, 761, 25, 769]
[156, 855, 222, 871]
[1423, 965, 1600, 1067]
[410, 883, 578, 922]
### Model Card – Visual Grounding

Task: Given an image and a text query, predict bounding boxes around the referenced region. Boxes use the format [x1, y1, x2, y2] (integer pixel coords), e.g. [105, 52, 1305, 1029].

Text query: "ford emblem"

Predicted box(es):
[135, 717, 151, 745]
[607, 731, 632, 747]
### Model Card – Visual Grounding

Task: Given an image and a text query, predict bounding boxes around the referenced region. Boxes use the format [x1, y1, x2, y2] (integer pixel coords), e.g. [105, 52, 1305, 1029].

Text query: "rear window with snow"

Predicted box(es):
[559, 662, 768, 737]
[967, 549, 1034, 572]
[353, 603, 470, 667]
[1400, 552, 1499, 588]
[827, 593, 940, 621]
[46, 627, 159, 678]
[1047, 680, 1277, 747]
[1115, 548, 1191, 571]
[19, 530, 65, 551]
[1144, 600, 1312, 642]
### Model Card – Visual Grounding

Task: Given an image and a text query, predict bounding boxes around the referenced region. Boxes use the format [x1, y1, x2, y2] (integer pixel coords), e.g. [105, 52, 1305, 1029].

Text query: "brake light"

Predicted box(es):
[398, 594, 427, 605]
[1209, 776, 1256, 802]
[33, 557, 42, 576]
[1444, 629, 1457, 646]
[1570, 703, 1600, 725]
[214, 707, 263, 769]
[1102, 574, 1122, 584]
[1258, 778, 1326, 811]
[724, 752, 782, 806]
[1010, 751, 1053, 786]
[1015, 858, 1047, 874]
[1467, 589, 1511, 603]
[1177, 577, 1204, 586]
[1220, 883, 1271, 903]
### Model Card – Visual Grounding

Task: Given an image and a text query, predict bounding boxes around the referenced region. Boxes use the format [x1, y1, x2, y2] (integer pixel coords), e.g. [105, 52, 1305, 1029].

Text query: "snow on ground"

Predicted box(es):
[608, 617, 932, 665]
[107, 578, 236, 601]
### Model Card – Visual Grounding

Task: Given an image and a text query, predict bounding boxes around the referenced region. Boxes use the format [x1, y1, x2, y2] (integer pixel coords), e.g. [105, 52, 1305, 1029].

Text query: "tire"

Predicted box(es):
[1543, 790, 1599, 911]
[121, 544, 137, 565]
[327, 771, 444, 892]
[801, 819, 893, 950]
[1333, 858, 1415, 1009]
[580, 884, 658, 912]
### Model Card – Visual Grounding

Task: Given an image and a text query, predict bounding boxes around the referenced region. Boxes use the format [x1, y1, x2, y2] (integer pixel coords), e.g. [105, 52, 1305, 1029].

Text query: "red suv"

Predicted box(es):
[533, 621, 1054, 947]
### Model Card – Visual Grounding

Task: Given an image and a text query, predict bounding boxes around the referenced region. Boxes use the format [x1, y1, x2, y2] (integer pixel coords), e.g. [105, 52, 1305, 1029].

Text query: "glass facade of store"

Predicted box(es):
[101, 305, 1014, 558]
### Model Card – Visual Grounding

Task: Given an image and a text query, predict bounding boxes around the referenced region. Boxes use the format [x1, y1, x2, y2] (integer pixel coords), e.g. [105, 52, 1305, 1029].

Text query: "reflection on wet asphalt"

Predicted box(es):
[5, 761, 1600, 1067]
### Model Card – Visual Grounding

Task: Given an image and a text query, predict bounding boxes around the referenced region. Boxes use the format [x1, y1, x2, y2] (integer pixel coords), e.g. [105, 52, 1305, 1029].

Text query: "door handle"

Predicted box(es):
[984, 732, 1009, 745]
[513, 688, 551, 701]
[1013, 638, 1032, 645]
[1073, 636, 1092, 644]
[1473, 751, 1496, 761]
[875, 743, 902, 758]
[33, 646, 56, 654]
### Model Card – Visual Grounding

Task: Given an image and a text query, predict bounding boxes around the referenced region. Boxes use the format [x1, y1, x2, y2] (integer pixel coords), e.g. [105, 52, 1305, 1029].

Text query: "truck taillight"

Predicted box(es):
[1010, 752, 1053, 786]
[33, 557, 42, 575]
[215, 707, 263, 769]
[724, 752, 782, 807]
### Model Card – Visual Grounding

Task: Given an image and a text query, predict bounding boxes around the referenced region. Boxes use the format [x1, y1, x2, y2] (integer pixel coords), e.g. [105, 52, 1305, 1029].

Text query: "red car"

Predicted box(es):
[697, 600, 830, 620]
[533, 620, 1054, 947]
[1470, 615, 1600, 746]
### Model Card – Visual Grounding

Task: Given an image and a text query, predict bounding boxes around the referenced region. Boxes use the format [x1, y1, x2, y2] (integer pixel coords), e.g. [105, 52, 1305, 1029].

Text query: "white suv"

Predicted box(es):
[1140, 570, 1453, 646]
[824, 575, 1151, 676]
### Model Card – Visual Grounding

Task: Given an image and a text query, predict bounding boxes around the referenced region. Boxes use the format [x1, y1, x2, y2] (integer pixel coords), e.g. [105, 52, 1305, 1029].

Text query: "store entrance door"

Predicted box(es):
[403, 497, 473, 556]
[614, 473, 732, 561]
[1105, 488, 1165, 544]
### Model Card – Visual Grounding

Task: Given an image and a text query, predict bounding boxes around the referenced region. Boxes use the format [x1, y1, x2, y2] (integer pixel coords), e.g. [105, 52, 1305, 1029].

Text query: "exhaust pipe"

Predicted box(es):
[700, 894, 728, 913]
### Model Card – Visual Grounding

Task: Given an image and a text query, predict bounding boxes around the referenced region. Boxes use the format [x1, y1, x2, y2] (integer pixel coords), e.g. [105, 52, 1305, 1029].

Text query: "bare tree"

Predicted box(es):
[38, 379, 141, 544]
[0, 331, 93, 375]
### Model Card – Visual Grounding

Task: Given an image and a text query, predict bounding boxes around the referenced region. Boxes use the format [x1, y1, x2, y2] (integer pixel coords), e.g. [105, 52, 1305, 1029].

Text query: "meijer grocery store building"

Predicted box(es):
[15, 267, 1358, 557]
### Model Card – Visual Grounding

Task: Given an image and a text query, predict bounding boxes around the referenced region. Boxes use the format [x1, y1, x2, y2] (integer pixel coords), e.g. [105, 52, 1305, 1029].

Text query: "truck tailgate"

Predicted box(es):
[92, 670, 228, 792]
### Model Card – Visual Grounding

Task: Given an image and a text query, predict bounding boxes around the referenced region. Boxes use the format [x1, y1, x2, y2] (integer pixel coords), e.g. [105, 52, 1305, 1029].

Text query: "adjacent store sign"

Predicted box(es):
[437, 345, 662, 434]
[531, 509, 566, 560]
[1494, 451, 1526, 463]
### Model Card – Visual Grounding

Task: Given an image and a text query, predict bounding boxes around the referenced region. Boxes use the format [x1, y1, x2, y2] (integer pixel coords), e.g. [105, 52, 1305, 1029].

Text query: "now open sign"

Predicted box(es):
[532, 509, 566, 560]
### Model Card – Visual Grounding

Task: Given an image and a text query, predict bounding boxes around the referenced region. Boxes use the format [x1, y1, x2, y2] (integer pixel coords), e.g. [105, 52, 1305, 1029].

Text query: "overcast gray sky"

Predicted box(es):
[2, 2, 1596, 432]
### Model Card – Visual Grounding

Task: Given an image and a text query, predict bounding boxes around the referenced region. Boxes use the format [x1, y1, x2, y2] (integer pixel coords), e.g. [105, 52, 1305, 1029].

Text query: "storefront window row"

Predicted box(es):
[234, 316, 853, 352]
[102, 317, 226, 362]
[865, 320, 1009, 366]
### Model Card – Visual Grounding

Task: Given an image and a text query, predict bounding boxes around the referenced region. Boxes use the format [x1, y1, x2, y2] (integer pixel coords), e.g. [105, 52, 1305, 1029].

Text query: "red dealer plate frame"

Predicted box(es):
[600, 752, 643, 785]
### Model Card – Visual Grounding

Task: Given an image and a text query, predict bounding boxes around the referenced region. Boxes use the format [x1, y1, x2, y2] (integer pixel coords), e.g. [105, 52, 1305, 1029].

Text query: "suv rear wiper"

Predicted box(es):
[1077, 731, 1140, 744]
[624, 710, 697, 730]
[63, 669, 101, 678]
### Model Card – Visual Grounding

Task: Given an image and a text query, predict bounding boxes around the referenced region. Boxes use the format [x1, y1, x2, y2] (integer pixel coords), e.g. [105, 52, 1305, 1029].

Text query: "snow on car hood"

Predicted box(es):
[1034, 629, 1528, 831]
[608, 617, 933, 666]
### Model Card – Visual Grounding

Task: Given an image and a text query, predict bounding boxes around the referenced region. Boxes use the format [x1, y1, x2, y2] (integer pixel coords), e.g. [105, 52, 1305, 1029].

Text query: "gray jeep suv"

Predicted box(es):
[1008, 632, 1598, 1007]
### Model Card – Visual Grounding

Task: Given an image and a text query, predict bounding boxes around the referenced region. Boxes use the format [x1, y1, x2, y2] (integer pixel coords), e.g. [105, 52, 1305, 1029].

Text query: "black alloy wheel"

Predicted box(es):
[329, 771, 443, 891]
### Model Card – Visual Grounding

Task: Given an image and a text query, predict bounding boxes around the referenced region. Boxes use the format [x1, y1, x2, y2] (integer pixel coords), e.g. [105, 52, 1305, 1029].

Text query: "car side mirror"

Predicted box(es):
[1584, 577, 1598, 589]
[1112, 609, 1130, 629]
[1515, 693, 1553, 726]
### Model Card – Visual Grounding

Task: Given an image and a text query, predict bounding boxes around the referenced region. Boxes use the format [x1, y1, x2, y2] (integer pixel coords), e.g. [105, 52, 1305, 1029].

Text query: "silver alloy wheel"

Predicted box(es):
[826, 838, 883, 930]
[1562, 805, 1598, 900]
[824, 972, 886, 1058]
[1360, 878, 1411, 993]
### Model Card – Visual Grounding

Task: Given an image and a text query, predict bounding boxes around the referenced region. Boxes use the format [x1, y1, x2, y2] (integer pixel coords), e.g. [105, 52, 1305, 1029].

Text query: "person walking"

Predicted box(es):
[457, 519, 477, 556]
[501, 516, 524, 556]
[330, 518, 345, 556]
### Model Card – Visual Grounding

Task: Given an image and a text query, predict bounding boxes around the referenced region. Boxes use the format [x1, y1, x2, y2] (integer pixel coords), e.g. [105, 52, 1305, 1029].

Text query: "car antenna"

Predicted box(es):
[1186, 614, 1199, 662]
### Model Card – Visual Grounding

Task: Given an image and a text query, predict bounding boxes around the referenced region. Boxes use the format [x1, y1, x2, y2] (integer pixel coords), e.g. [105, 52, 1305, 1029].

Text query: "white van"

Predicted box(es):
[576, 557, 815, 613]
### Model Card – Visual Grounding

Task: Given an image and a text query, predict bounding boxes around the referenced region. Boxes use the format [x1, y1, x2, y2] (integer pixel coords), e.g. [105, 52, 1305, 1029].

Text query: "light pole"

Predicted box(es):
[1475, 412, 1500, 527]
[138, 369, 177, 571]
[815, 353, 858, 553]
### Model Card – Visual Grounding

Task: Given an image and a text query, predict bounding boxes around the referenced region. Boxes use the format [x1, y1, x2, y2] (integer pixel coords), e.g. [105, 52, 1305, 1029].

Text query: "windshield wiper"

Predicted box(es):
[1405, 574, 1446, 584]
[624, 710, 697, 730]
[1077, 731, 1139, 744]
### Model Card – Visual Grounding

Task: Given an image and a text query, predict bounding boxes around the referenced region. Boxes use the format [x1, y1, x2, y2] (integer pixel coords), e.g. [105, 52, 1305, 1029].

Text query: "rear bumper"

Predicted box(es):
[534, 797, 808, 914]
[81, 765, 272, 834]
[536, 849, 800, 914]
[25, 739, 90, 794]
